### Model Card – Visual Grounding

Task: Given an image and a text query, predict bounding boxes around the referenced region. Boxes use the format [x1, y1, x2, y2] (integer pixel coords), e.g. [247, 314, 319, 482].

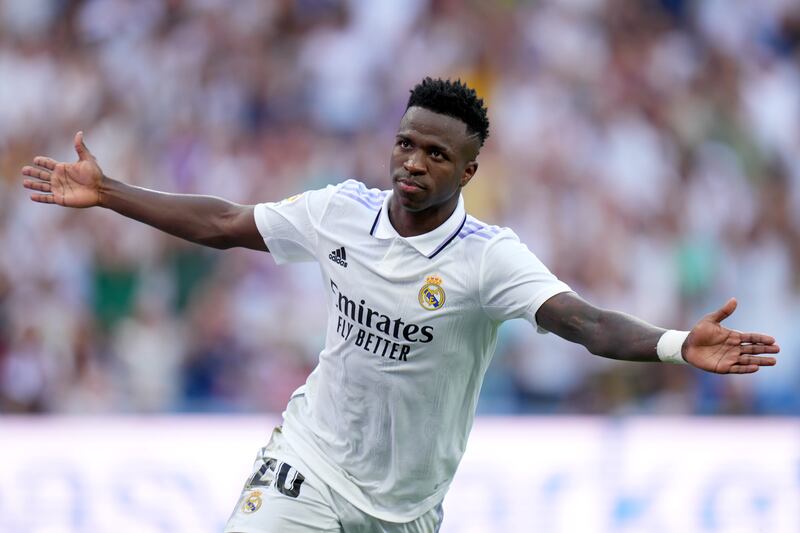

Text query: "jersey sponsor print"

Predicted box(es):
[330, 280, 436, 362]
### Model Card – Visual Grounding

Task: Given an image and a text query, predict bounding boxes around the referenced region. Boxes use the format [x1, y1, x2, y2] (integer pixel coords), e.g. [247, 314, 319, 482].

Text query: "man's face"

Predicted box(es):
[389, 106, 479, 214]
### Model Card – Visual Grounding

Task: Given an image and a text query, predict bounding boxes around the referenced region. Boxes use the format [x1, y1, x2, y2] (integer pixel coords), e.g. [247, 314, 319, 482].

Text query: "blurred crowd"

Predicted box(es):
[1, 0, 799, 416]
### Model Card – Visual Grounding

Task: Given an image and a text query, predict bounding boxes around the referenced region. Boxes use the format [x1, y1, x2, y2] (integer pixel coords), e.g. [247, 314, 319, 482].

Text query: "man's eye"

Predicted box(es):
[430, 150, 442, 159]
[398, 139, 411, 149]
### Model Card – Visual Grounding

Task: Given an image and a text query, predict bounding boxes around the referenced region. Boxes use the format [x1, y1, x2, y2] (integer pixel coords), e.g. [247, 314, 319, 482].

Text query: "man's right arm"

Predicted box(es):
[98, 178, 266, 251]
[21, 131, 267, 251]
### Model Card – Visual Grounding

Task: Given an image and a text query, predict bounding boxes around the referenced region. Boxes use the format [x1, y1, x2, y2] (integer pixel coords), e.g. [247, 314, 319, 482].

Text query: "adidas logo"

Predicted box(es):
[328, 247, 348, 268]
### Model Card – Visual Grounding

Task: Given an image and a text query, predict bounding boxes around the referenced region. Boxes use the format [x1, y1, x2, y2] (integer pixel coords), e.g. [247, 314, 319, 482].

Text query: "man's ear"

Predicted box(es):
[460, 161, 478, 187]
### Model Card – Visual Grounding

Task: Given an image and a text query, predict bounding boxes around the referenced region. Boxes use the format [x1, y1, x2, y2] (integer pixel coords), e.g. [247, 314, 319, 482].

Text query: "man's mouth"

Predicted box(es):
[395, 177, 425, 193]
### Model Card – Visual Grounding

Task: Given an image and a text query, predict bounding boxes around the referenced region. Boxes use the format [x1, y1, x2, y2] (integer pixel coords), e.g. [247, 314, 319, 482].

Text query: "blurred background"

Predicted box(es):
[2, 0, 799, 418]
[1, 0, 800, 531]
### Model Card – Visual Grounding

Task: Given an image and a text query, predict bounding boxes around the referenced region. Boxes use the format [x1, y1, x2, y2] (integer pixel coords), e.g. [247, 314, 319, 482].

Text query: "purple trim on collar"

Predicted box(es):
[427, 214, 467, 259]
[369, 209, 381, 236]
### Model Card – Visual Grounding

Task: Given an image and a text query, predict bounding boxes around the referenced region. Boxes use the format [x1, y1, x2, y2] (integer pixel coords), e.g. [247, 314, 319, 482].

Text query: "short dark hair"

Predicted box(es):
[406, 77, 490, 147]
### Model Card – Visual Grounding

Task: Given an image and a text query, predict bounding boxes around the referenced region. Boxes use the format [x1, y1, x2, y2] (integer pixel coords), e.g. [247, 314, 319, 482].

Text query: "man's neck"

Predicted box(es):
[388, 196, 459, 238]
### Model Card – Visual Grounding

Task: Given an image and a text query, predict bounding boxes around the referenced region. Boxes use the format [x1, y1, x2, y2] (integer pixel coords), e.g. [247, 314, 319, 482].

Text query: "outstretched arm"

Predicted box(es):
[21, 132, 267, 251]
[535, 292, 779, 374]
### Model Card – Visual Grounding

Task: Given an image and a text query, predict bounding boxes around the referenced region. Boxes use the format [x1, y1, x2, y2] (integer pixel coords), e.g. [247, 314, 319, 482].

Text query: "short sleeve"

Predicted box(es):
[253, 185, 336, 264]
[479, 231, 571, 331]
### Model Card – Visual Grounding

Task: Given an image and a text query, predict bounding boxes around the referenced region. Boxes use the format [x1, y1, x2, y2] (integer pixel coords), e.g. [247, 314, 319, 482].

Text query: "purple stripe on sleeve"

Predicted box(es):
[458, 227, 494, 240]
[338, 191, 383, 210]
[341, 182, 387, 201]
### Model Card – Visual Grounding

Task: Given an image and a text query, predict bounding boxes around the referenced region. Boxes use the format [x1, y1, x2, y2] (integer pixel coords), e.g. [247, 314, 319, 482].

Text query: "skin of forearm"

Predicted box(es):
[584, 309, 665, 362]
[98, 176, 244, 249]
[537, 293, 665, 362]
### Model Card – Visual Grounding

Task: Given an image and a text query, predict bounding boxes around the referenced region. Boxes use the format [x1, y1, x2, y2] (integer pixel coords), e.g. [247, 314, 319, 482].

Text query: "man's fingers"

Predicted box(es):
[74, 131, 93, 161]
[739, 332, 776, 345]
[738, 352, 777, 365]
[728, 364, 759, 374]
[32, 156, 57, 170]
[30, 193, 56, 204]
[739, 344, 780, 355]
[22, 165, 52, 181]
[23, 179, 52, 193]
[706, 298, 737, 323]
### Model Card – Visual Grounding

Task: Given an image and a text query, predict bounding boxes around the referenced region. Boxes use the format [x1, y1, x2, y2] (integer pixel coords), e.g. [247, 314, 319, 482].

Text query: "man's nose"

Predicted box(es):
[403, 152, 425, 174]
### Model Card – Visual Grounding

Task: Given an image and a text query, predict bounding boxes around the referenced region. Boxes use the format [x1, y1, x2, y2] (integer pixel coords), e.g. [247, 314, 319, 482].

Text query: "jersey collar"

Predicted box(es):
[369, 190, 467, 259]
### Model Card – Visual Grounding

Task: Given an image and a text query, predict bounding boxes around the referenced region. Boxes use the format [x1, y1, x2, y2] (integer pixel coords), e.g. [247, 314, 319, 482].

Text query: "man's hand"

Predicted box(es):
[21, 131, 266, 250]
[22, 131, 103, 208]
[683, 298, 779, 374]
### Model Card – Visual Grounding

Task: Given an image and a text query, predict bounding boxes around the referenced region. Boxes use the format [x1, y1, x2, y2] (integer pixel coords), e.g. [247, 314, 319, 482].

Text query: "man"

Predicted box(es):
[21, 78, 779, 532]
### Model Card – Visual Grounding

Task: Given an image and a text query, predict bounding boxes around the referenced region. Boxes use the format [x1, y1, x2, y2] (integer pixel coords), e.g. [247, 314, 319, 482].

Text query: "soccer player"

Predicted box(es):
[21, 78, 779, 532]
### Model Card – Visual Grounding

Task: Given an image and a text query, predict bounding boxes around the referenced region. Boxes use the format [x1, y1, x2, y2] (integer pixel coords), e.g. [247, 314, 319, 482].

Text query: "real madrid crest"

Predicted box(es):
[242, 490, 263, 514]
[419, 275, 446, 311]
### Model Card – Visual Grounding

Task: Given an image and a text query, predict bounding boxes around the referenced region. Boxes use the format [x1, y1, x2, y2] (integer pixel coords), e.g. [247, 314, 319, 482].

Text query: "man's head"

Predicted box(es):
[390, 78, 490, 219]
[406, 77, 490, 151]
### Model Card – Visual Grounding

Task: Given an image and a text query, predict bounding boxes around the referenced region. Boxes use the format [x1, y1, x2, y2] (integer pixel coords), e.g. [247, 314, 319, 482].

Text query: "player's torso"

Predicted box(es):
[313, 187, 490, 376]
[320, 234, 480, 373]
[281, 182, 507, 514]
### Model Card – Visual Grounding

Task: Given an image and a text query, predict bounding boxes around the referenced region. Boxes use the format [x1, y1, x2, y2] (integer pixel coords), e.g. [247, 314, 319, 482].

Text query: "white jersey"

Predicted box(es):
[253, 180, 571, 522]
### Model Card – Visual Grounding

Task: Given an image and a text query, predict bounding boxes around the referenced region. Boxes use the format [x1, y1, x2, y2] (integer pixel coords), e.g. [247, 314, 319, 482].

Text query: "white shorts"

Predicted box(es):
[224, 427, 444, 533]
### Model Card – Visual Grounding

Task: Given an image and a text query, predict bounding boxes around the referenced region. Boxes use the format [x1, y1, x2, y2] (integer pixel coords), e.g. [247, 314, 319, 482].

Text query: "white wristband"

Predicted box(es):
[657, 330, 690, 364]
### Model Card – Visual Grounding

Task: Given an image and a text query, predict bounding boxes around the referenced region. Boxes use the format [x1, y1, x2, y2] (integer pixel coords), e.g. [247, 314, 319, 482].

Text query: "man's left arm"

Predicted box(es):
[535, 292, 779, 374]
